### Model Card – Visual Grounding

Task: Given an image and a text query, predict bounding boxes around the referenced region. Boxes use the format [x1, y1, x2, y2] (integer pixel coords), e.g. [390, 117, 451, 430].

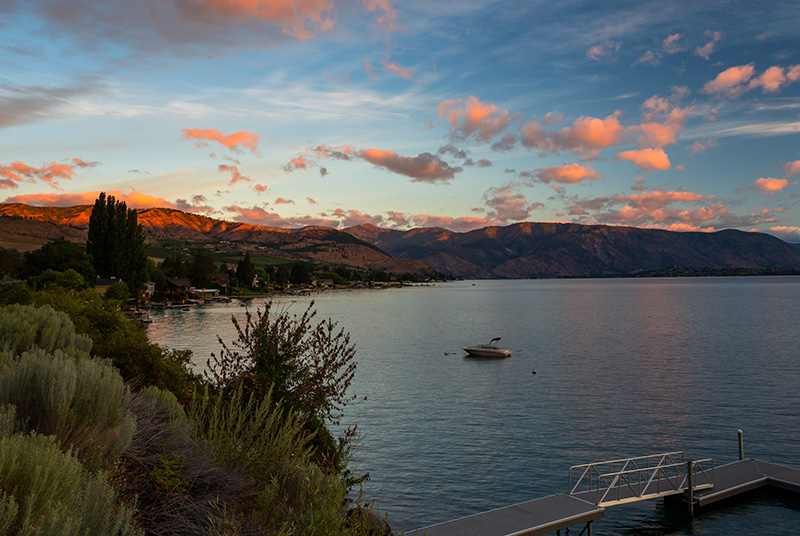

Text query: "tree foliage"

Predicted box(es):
[189, 249, 215, 288]
[236, 252, 255, 288]
[87, 193, 148, 301]
[290, 262, 312, 285]
[18, 239, 95, 283]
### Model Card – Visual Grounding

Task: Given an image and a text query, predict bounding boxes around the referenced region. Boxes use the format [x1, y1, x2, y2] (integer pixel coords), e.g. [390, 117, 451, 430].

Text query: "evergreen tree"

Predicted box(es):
[86, 192, 148, 301]
[275, 266, 290, 286]
[160, 250, 187, 279]
[236, 252, 256, 288]
[189, 249, 216, 288]
[290, 262, 312, 285]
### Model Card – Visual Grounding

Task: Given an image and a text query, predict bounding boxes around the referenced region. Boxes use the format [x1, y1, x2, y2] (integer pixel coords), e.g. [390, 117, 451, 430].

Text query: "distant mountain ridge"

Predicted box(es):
[0, 204, 433, 275]
[344, 222, 800, 278]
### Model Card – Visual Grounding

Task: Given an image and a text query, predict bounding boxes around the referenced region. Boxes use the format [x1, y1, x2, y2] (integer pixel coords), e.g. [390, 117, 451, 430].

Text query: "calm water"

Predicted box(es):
[146, 278, 800, 534]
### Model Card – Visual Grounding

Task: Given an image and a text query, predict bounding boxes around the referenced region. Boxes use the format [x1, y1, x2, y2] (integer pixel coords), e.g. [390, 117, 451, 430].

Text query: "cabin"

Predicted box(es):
[165, 277, 191, 302]
[210, 272, 230, 292]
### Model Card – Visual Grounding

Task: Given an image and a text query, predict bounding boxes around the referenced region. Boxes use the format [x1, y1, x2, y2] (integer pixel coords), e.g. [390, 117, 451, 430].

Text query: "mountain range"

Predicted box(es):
[3, 203, 800, 279]
[344, 222, 800, 278]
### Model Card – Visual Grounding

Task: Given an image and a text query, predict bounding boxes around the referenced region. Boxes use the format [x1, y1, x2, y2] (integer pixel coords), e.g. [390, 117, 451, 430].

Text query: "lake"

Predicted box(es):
[146, 277, 800, 534]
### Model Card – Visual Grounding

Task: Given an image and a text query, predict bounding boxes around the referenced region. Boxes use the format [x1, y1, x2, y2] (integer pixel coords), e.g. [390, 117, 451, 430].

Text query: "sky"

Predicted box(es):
[2, 1, 800, 240]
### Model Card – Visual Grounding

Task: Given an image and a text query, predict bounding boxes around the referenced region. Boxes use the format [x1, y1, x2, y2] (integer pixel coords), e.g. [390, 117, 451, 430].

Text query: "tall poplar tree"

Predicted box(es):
[87, 192, 148, 301]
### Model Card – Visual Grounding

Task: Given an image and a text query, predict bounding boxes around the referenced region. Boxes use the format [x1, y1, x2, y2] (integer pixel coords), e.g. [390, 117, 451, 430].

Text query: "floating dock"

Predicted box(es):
[411, 455, 800, 536]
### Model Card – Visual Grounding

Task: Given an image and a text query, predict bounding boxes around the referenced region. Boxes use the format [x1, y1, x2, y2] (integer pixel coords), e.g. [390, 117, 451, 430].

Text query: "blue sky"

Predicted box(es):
[2, 0, 800, 239]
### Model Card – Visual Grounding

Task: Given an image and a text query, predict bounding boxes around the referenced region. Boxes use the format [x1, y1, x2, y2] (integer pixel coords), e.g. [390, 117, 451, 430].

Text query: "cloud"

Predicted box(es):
[736, 177, 790, 195]
[2, 190, 178, 209]
[0, 81, 96, 129]
[359, 148, 461, 182]
[662, 33, 686, 54]
[526, 163, 602, 185]
[175, 197, 215, 214]
[586, 40, 621, 62]
[756, 31, 779, 41]
[174, 0, 336, 42]
[784, 160, 800, 178]
[554, 111, 630, 157]
[477, 159, 492, 168]
[687, 139, 717, 154]
[218, 164, 250, 185]
[311, 144, 462, 182]
[694, 30, 721, 60]
[481, 184, 542, 222]
[182, 128, 262, 155]
[616, 148, 671, 172]
[0, 161, 77, 189]
[361, 0, 399, 30]
[69, 158, 100, 168]
[254, 184, 269, 194]
[701, 64, 756, 97]
[380, 59, 412, 79]
[437, 144, 469, 160]
[542, 111, 563, 125]
[275, 197, 295, 205]
[437, 96, 514, 142]
[284, 157, 309, 172]
[307, 197, 317, 204]
[634, 50, 661, 67]
[702, 64, 800, 98]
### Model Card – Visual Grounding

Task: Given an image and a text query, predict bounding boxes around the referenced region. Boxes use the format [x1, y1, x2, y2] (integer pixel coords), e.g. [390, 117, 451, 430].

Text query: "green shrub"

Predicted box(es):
[0, 433, 141, 536]
[137, 385, 187, 425]
[0, 349, 135, 471]
[0, 303, 92, 358]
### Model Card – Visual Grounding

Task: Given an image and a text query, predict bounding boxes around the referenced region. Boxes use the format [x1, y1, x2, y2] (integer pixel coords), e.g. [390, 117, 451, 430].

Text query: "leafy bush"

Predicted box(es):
[0, 348, 135, 471]
[0, 303, 92, 358]
[0, 433, 141, 536]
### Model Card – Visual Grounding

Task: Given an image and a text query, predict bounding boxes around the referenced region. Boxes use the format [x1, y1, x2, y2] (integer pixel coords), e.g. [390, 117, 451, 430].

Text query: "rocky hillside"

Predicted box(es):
[345, 222, 800, 278]
[0, 204, 434, 275]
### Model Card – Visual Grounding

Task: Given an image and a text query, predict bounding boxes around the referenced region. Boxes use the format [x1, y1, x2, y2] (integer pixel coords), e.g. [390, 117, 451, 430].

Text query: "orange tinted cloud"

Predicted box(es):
[437, 96, 514, 142]
[754, 177, 789, 194]
[555, 112, 631, 156]
[662, 33, 686, 54]
[182, 128, 262, 155]
[0, 161, 77, 189]
[529, 163, 602, 184]
[701, 64, 755, 97]
[482, 185, 542, 222]
[312, 144, 462, 182]
[687, 139, 717, 154]
[254, 184, 269, 194]
[380, 60, 412, 79]
[275, 197, 295, 204]
[616, 148, 671, 172]
[70, 158, 100, 168]
[218, 164, 251, 185]
[784, 160, 800, 177]
[176, 0, 335, 41]
[284, 157, 309, 172]
[694, 30, 721, 60]
[362, 0, 399, 30]
[586, 40, 621, 62]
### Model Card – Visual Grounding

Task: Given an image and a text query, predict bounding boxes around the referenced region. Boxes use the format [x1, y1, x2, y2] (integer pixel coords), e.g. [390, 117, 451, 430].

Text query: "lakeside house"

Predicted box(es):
[165, 277, 191, 302]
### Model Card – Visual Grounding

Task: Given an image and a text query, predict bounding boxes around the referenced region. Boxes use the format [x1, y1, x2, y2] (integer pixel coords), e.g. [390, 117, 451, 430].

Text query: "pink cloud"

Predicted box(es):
[784, 160, 800, 178]
[530, 163, 603, 184]
[481, 184, 542, 222]
[224, 205, 289, 227]
[361, 0, 399, 30]
[701, 64, 756, 97]
[175, 0, 335, 41]
[542, 111, 564, 125]
[616, 148, 671, 172]
[557, 112, 629, 154]
[254, 184, 269, 194]
[380, 60, 412, 79]
[634, 50, 661, 67]
[586, 40, 621, 62]
[182, 128, 262, 155]
[218, 164, 250, 185]
[284, 157, 309, 172]
[307, 197, 317, 204]
[437, 96, 514, 142]
[662, 33, 686, 54]
[754, 177, 789, 195]
[694, 30, 721, 60]
[311, 144, 461, 182]
[70, 158, 100, 168]
[275, 197, 295, 205]
[687, 139, 717, 154]
[0, 161, 77, 190]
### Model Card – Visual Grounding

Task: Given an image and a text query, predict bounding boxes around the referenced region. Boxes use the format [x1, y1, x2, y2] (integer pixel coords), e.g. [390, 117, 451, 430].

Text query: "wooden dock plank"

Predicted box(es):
[693, 460, 767, 507]
[410, 493, 603, 536]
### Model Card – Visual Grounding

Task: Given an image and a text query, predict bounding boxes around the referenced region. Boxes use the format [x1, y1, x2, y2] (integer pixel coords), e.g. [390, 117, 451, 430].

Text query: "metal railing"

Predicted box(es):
[569, 452, 714, 506]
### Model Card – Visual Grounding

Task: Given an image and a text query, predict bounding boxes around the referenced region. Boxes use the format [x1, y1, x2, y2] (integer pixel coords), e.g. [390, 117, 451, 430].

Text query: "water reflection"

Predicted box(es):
[146, 278, 800, 533]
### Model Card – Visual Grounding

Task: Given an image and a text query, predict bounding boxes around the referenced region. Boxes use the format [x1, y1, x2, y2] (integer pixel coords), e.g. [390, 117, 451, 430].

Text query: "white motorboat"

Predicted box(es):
[463, 337, 512, 358]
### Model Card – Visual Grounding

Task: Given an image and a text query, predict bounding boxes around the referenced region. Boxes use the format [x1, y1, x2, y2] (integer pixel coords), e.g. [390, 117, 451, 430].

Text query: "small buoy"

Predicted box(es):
[532, 370, 537, 375]
[444, 351, 450, 355]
